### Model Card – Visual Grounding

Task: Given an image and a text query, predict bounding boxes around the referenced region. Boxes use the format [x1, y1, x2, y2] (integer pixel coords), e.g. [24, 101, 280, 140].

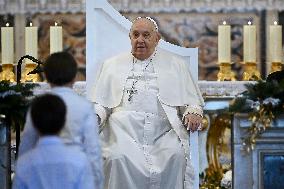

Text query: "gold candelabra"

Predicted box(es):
[21, 63, 40, 82]
[270, 62, 283, 73]
[242, 62, 261, 81]
[217, 62, 236, 81]
[0, 64, 15, 82]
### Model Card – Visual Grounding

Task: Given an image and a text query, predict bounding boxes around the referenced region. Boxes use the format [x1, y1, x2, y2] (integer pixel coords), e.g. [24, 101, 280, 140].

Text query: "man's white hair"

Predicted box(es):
[133, 16, 159, 31]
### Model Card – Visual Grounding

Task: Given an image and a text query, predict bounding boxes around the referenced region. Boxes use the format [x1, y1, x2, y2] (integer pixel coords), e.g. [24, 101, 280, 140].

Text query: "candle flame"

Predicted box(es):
[223, 21, 227, 25]
[5, 23, 9, 27]
[29, 22, 33, 27]
[55, 22, 58, 26]
[274, 21, 278, 25]
[248, 21, 252, 25]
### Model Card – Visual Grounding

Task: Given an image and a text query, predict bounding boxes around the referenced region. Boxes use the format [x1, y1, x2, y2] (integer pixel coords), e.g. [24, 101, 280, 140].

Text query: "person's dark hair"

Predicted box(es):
[30, 94, 66, 135]
[266, 69, 284, 82]
[44, 52, 77, 86]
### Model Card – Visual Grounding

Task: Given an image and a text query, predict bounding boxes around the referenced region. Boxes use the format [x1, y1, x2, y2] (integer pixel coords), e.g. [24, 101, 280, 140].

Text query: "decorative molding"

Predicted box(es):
[0, 0, 283, 14]
[109, 0, 284, 13]
[0, 0, 85, 14]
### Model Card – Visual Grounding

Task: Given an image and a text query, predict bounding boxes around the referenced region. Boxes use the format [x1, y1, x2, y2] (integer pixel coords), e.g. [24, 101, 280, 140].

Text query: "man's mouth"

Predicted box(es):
[136, 46, 145, 50]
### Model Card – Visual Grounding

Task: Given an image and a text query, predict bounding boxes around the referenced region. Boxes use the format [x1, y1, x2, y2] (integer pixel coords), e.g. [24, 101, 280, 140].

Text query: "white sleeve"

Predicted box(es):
[180, 105, 203, 120]
[94, 103, 111, 126]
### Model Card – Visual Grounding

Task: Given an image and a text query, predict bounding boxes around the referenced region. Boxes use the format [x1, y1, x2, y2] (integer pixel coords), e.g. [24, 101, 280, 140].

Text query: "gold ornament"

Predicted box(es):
[242, 105, 274, 153]
[21, 63, 40, 82]
[242, 62, 261, 81]
[270, 62, 283, 73]
[217, 62, 236, 81]
[0, 64, 15, 82]
[200, 116, 209, 131]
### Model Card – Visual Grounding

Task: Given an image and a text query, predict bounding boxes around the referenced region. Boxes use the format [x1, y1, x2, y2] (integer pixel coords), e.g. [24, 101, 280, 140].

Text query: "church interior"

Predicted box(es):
[1, 0, 284, 189]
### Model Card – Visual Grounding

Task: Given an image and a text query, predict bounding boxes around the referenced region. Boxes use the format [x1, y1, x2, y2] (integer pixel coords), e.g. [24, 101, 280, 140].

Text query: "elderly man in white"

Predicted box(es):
[94, 17, 204, 189]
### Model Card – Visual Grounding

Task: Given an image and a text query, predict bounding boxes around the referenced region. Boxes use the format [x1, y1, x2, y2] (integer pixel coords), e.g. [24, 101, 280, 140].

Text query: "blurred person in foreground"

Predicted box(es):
[13, 94, 95, 189]
[19, 52, 103, 189]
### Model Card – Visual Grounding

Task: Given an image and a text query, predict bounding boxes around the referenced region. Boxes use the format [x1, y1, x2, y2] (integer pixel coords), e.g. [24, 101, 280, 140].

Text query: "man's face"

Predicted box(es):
[129, 18, 161, 60]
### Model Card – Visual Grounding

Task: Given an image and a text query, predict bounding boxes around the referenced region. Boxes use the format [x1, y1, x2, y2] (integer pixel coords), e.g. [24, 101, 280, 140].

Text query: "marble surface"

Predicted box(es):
[233, 114, 284, 189]
[33, 81, 252, 98]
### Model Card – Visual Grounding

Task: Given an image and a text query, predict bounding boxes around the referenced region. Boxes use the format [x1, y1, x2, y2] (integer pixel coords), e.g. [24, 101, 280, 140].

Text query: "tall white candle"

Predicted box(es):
[269, 21, 282, 62]
[218, 21, 231, 63]
[243, 21, 257, 62]
[50, 22, 63, 54]
[25, 22, 38, 64]
[1, 23, 14, 64]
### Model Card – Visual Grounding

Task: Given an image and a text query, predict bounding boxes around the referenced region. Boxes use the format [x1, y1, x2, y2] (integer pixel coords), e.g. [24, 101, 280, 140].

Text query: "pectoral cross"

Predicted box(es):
[127, 88, 137, 102]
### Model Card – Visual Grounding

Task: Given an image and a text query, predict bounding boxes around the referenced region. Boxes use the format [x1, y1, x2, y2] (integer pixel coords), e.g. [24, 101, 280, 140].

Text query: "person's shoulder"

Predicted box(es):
[15, 149, 37, 171]
[53, 88, 84, 102]
[55, 89, 93, 112]
[70, 93, 93, 108]
[63, 148, 90, 167]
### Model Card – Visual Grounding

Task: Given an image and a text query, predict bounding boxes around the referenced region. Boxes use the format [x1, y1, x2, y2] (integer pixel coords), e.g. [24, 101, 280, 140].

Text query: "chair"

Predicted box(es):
[86, 0, 200, 188]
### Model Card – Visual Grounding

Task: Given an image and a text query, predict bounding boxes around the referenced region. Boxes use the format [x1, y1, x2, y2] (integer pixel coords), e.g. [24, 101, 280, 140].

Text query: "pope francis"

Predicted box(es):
[94, 17, 204, 189]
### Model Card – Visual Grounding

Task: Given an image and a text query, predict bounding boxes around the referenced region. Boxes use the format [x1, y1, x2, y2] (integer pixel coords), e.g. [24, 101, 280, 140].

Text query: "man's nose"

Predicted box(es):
[137, 35, 145, 42]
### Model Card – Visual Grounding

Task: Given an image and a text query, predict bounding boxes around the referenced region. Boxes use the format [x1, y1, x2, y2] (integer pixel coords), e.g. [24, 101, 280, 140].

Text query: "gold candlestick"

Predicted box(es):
[270, 62, 283, 73]
[21, 63, 40, 82]
[242, 62, 261, 80]
[0, 64, 15, 82]
[217, 62, 236, 81]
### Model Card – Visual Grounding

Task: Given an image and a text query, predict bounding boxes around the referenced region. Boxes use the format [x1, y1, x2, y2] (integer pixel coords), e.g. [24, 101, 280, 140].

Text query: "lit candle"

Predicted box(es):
[1, 23, 14, 64]
[25, 22, 38, 64]
[243, 21, 257, 62]
[269, 21, 282, 62]
[50, 22, 63, 54]
[218, 21, 231, 63]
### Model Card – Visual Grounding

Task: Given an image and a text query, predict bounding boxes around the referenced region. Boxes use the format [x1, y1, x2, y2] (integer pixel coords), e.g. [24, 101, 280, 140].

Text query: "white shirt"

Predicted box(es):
[13, 136, 95, 189]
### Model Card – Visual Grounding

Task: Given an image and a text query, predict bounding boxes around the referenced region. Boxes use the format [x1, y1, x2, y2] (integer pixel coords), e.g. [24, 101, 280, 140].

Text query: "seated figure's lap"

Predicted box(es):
[103, 128, 186, 173]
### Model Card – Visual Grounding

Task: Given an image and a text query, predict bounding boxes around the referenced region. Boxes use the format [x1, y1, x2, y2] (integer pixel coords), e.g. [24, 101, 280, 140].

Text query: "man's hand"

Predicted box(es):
[183, 114, 202, 132]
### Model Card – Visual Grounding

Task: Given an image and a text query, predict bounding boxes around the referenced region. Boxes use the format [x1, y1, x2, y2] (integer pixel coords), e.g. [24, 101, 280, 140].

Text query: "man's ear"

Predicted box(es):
[156, 32, 161, 41]
[156, 32, 161, 43]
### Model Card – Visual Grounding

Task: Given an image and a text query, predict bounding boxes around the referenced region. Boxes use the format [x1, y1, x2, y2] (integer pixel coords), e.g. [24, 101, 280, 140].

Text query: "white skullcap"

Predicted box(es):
[133, 16, 159, 31]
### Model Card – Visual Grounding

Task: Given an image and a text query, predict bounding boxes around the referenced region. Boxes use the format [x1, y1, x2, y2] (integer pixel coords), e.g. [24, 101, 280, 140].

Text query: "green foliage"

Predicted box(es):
[229, 79, 284, 116]
[229, 97, 250, 113]
[0, 80, 38, 130]
[229, 78, 284, 153]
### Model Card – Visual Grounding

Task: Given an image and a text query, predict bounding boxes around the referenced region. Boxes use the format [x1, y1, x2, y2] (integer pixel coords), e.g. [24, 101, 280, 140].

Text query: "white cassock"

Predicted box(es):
[94, 48, 204, 189]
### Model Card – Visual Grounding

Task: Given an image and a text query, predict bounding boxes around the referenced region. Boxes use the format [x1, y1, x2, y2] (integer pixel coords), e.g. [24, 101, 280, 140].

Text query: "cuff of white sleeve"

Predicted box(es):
[183, 105, 203, 119]
[94, 104, 107, 126]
